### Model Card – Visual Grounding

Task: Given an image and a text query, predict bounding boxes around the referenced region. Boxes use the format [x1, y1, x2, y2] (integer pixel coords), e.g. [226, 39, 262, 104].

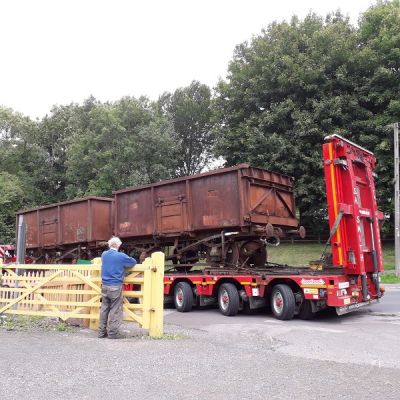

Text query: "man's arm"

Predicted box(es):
[120, 252, 137, 267]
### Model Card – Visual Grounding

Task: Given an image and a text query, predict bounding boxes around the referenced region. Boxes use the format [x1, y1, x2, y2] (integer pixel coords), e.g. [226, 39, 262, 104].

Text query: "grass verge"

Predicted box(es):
[150, 332, 187, 340]
[381, 274, 400, 284]
[0, 315, 74, 332]
[268, 242, 395, 270]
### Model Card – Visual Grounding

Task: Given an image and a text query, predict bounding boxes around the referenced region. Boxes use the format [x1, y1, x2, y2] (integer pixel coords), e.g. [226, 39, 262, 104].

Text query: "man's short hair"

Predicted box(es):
[108, 236, 122, 249]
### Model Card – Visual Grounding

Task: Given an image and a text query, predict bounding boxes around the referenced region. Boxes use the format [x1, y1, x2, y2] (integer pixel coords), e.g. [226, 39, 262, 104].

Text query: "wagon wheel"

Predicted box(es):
[139, 246, 162, 262]
[126, 248, 141, 261]
[224, 242, 240, 267]
[205, 242, 240, 267]
[239, 240, 267, 267]
[172, 249, 198, 272]
[205, 247, 219, 266]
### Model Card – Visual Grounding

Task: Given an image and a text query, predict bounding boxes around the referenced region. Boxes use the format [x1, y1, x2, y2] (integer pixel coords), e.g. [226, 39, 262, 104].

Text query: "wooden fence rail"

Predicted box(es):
[0, 252, 164, 337]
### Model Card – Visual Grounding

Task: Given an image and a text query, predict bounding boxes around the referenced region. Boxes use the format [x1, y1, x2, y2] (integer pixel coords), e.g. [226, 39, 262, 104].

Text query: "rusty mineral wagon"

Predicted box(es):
[114, 164, 305, 270]
[17, 197, 113, 262]
[16, 165, 304, 268]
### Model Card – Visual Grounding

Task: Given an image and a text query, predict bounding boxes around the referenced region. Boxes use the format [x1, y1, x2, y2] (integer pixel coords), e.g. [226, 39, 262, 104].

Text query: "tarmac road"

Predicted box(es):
[0, 285, 399, 400]
[164, 284, 400, 368]
[370, 284, 400, 314]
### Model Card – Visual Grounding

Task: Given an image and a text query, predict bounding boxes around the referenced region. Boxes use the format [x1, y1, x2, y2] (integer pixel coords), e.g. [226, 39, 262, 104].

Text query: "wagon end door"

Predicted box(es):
[245, 175, 298, 228]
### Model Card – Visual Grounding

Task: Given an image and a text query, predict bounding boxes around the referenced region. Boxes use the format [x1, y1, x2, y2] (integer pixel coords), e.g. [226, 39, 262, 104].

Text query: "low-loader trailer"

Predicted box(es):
[162, 135, 384, 319]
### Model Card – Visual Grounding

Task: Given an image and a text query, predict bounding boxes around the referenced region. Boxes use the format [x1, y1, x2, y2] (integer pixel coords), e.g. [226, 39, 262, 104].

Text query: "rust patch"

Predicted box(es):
[76, 226, 86, 241]
[119, 221, 132, 232]
[129, 201, 139, 210]
[203, 215, 219, 226]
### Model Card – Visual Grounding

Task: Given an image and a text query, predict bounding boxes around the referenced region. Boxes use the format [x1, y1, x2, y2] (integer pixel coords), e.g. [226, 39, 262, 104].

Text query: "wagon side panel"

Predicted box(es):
[38, 207, 59, 247]
[91, 200, 113, 242]
[19, 211, 40, 249]
[190, 171, 241, 231]
[59, 201, 92, 244]
[153, 181, 188, 234]
[115, 188, 154, 238]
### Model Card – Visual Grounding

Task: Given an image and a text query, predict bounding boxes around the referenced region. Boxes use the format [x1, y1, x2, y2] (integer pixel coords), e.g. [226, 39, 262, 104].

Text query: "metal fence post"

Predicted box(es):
[14, 215, 26, 309]
[16, 216, 26, 265]
[394, 123, 400, 277]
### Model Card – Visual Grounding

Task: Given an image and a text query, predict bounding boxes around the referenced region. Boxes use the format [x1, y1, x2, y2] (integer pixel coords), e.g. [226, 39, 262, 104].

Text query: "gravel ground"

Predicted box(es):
[1, 285, 399, 400]
[0, 318, 399, 400]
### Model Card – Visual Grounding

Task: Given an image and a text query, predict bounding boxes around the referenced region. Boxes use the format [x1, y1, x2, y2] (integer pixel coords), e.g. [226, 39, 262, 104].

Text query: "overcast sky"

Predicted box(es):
[1, 0, 376, 119]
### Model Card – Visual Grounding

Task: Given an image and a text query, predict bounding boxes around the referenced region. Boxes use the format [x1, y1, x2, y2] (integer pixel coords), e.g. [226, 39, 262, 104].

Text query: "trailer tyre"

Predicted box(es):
[218, 283, 240, 316]
[270, 284, 295, 320]
[174, 282, 194, 312]
[298, 300, 315, 320]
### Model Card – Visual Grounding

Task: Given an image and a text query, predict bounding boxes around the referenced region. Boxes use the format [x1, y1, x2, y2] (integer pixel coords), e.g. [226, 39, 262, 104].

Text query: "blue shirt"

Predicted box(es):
[101, 249, 137, 285]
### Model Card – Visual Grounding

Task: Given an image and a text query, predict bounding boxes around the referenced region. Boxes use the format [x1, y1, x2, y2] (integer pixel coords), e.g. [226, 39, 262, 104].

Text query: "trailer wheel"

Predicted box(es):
[270, 284, 295, 320]
[174, 282, 194, 312]
[218, 283, 240, 316]
[298, 300, 315, 320]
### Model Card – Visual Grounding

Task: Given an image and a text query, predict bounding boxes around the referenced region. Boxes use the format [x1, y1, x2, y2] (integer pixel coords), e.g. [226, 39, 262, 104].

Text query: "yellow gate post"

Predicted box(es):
[89, 257, 102, 330]
[141, 257, 152, 330]
[149, 252, 164, 338]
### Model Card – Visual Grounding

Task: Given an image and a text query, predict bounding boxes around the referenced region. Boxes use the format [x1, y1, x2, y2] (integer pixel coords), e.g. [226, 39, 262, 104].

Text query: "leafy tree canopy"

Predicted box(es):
[213, 1, 400, 236]
[62, 96, 178, 198]
[158, 81, 215, 176]
[0, 172, 26, 243]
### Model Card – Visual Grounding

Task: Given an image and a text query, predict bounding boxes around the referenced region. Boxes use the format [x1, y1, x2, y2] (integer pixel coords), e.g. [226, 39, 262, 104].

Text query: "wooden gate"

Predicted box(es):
[0, 252, 164, 337]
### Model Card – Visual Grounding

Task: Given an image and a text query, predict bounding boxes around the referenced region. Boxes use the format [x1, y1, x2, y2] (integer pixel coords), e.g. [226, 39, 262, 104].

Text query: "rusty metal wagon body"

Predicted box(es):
[17, 197, 113, 262]
[114, 164, 303, 270]
[17, 165, 303, 269]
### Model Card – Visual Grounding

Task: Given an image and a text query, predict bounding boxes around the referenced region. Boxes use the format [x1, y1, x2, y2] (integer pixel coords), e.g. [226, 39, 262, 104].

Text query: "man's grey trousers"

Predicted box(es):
[99, 284, 123, 337]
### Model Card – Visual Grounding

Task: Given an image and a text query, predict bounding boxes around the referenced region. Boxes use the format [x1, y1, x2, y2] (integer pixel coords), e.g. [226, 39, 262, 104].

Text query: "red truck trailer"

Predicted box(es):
[0, 245, 16, 264]
[162, 134, 384, 319]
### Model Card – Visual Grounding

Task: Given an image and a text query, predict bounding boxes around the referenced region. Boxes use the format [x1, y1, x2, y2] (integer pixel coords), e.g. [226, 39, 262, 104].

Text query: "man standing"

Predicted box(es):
[99, 236, 137, 339]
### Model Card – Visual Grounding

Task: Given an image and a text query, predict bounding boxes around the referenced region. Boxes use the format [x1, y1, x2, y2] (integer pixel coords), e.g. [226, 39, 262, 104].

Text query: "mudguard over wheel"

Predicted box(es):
[298, 299, 315, 320]
[218, 283, 240, 316]
[270, 284, 295, 320]
[174, 281, 194, 312]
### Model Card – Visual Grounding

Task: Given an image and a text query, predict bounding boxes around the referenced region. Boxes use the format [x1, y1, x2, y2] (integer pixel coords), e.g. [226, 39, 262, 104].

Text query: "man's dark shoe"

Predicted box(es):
[98, 332, 108, 338]
[108, 333, 125, 339]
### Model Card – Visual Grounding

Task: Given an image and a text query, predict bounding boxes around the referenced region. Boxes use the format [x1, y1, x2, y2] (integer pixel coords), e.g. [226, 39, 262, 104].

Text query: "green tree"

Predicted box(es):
[213, 2, 400, 236]
[355, 0, 400, 235]
[65, 97, 178, 197]
[158, 81, 214, 175]
[34, 102, 89, 203]
[214, 12, 359, 233]
[0, 172, 26, 243]
[0, 107, 47, 206]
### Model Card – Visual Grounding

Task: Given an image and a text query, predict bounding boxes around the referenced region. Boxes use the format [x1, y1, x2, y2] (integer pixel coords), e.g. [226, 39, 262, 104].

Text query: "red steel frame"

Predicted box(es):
[323, 134, 383, 299]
